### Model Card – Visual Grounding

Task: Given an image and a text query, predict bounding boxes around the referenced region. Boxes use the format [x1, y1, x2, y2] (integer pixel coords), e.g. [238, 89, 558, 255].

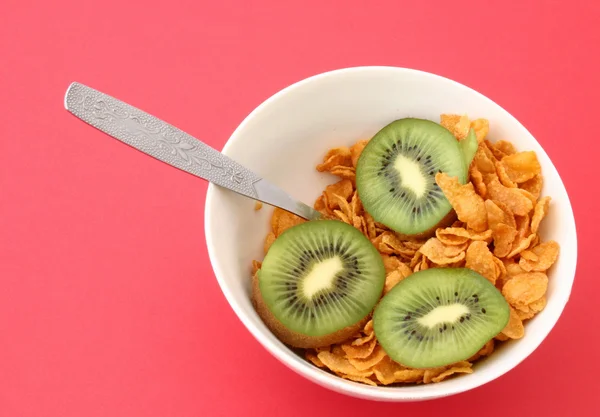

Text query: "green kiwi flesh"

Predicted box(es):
[460, 128, 478, 172]
[373, 268, 510, 369]
[356, 118, 468, 236]
[254, 219, 385, 348]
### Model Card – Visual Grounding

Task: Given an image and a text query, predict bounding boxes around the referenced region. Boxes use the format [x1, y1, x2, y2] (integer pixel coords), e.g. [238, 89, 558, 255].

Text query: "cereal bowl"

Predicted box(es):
[204, 67, 577, 401]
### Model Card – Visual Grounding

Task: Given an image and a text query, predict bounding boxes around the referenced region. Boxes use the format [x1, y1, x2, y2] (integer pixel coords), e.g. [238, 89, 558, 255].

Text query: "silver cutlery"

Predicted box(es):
[64, 82, 322, 221]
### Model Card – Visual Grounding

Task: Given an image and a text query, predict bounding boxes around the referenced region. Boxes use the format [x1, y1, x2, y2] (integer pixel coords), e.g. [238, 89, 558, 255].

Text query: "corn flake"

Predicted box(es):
[381, 255, 401, 274]
[529, 296, 547, 313]
[519, 241, 560, 272]
[470, 165, 487, 197]
[474, 145, 497, 174]
[520, 174, 543, 199]
[305, 350, 325, 368]
[251, 260, 262, 275]
[487, 178, 533, 216]
[372, 356, 405, 385]
[466, 241, 497, 284]
[342, 375, 378, 386]
[496, 160, 518, 188]
[348, 345, 387, 371]
[440, 114, 462, 132]
[271, 208, 307, 237]
[501, 151, 542, 183]
[384, 270, 405, 294]
[317, 351, 374, 377]
[531, 196, 551, 234]
[436, 173, 488, 232]
[419, 238, 467, 265]
[316, 147, 352, 172]
[486, 140, 509, 161]
[506, 233, 537, 258]
[441, 114, 471, 139]
[324, 180, 354, 209]
[393, 369, 427, 384]
[436, 227, 492, 246]
[471, 119, 490, 143]
[342, 338, 377, 359]
[502, 272, 548, 309]
[350, 140, 369, 168]
[501, 306, 525, 339]
[330, 165, 356, 182]
[431, 362, 473, 383]
[264, 232, 276, 254]
[494, 140, 517, 155]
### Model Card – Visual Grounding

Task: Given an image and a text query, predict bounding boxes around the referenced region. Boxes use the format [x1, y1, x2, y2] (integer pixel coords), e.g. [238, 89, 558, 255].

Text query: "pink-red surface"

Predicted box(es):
[0, 1, 598, 416]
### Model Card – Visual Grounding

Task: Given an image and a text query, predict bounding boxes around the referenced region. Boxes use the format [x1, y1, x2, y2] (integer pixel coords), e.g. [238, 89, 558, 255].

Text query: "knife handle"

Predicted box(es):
[64, 82, 262, 199]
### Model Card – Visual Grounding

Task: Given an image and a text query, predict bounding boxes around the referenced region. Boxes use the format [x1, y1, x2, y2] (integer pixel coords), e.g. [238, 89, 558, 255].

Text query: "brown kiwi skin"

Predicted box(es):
[394, 209, 458, 240]
[251, 272, 368, 349]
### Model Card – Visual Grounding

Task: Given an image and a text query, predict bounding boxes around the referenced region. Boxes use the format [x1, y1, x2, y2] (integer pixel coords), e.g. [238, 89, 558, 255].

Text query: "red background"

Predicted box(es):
[1, 1, 597, 416]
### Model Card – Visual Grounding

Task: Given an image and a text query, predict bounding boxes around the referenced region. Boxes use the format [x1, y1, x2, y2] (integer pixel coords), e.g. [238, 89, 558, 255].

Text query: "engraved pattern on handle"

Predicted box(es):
[65, 82, 261, 198]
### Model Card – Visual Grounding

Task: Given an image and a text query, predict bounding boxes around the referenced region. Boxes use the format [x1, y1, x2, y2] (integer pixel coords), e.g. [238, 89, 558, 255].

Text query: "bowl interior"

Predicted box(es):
[204, 67, 577, 400]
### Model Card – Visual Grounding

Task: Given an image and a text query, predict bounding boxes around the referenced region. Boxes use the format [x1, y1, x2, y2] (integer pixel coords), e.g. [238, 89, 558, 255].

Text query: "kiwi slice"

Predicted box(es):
[356, 118, 468, 237]
[373, 268, 510, 369]
[253, 220, 385, 349]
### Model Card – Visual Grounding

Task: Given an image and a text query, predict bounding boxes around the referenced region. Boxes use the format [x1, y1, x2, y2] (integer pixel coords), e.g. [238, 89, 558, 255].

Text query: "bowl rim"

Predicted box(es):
[204, 66, 578, 401]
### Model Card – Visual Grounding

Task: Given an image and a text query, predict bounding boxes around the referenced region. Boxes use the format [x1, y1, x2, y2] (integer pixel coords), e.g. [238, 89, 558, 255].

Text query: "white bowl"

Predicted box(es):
[204, 67, 577, 401]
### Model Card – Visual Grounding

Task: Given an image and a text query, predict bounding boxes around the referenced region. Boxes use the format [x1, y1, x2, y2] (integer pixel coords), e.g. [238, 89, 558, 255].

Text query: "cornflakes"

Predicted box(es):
[531, 196, 551, 234]
[436, 173, 488, 232]
[372, 356, 405, 385]
[466, 241, 497, 284]
[519, 241, 560, 272]
[350, 140, 369, 168]
[251, 113, 559, 386]
[342, 338, 378, 359]
[316, 147, 352, 172]
[470, 165, 487, 197]
[419, 238, 467, 265]
[264, 232, 276, 254]
[487, 178, 533, 216]
[324, 179, 354, 208]
[471, 119, 490, 143]
[436, 227, 492, 246]
[502, 272, 548, 309]
[501, 151, 541, 183]
[501, 306, 525, 339]
[494, 140, 517, 155]
[317, 351, 373, 377]
[473, 145, 497, 174]
[520, 174, 543, 199]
